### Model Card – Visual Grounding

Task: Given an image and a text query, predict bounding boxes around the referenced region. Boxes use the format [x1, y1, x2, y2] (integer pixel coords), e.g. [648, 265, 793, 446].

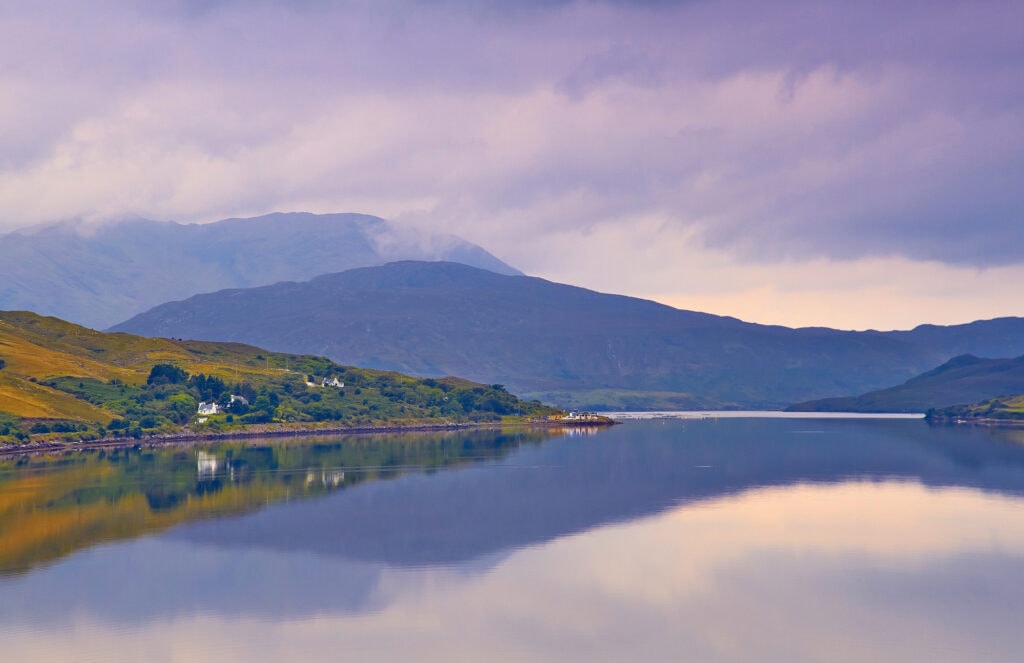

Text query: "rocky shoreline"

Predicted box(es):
[0, 416, 618, 458]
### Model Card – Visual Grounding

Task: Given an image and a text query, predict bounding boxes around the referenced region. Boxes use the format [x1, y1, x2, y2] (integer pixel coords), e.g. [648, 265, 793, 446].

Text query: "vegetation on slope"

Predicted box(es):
[927, 395, 1024, 422]
[0, 311, 560, 445]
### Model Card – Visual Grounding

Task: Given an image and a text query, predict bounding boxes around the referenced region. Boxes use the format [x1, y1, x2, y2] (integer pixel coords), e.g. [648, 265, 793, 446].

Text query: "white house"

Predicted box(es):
[322, 377, 344, 388]
[197, 401, 221, 416]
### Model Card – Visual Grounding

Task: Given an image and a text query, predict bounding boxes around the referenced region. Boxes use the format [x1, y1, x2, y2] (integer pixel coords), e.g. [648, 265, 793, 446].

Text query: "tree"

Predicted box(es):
[166, 393, 198, 424]
[187, 373, 227, 401]
[147, 364, 187, 385]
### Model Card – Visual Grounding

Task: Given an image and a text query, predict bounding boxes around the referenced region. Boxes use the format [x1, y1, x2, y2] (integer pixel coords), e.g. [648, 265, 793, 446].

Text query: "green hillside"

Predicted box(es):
[0, 311, 560, 445]
[787, 354, 1024, 413]
[927, 395, 1024, 422]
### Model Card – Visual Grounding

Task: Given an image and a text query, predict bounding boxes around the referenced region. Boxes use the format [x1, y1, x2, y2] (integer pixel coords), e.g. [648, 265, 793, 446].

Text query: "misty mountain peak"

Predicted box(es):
[0, 212, 519, 330]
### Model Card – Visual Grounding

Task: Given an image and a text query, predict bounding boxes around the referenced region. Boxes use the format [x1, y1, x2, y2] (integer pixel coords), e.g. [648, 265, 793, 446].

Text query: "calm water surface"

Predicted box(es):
[2, 418, 1024, 662]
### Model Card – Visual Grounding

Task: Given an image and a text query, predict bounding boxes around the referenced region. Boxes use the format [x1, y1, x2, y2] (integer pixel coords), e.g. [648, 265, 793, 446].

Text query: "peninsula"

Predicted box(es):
[0, 310, 599, 450]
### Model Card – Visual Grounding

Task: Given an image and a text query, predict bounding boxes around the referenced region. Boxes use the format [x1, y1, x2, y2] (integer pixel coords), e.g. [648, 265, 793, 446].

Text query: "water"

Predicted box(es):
[2, 417, 1024, 661]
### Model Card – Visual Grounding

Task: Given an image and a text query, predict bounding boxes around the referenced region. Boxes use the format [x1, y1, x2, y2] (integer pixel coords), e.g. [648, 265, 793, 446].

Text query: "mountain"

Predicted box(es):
[787, 354, 1024, 413]
[0, 212, 519, 330]
[110, 261, 1024, 409]
[0, 310, 558, 445]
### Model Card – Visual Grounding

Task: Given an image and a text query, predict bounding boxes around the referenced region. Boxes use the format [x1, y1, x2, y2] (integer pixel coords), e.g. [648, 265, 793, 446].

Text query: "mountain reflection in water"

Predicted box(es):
[2, 418, 1024, 662]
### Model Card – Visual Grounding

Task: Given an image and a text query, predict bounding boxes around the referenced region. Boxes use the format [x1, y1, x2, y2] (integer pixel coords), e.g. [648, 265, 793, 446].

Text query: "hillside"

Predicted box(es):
[0, 311, 559, 445]
[927, 394, 1024, 422]
[111, 261, 1024, 409]
[0, 212, 519, 329]
[787, 354, 1024, 413]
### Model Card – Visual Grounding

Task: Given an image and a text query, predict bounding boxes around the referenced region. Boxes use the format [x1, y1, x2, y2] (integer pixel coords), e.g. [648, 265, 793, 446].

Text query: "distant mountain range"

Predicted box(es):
[0, 212, 518, 330]
[787, 354, 1024, 413]
[111, 261, 1024, 409]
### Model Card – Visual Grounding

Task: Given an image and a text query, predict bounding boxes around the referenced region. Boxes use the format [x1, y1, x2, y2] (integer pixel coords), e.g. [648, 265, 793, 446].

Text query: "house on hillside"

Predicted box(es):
[197, 401, 221, 416]
[322, 377, 344, 388]
[229, 394, 249, 406]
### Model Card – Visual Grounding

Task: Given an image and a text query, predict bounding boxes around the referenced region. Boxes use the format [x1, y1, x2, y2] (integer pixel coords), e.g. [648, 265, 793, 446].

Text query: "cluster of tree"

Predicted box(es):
[3, 360, 560, 444]
[0, 413, 27, 441]
[146, 363, 187, 385]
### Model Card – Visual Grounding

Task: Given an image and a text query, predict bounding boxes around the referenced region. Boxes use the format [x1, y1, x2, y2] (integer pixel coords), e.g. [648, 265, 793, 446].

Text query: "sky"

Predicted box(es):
[1, 0, 1022, 330]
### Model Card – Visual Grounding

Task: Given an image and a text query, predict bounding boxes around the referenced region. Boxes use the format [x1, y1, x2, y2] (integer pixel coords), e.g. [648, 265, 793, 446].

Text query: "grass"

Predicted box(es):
[0, 311, 561, 444]
[928, 394, 1024, 421]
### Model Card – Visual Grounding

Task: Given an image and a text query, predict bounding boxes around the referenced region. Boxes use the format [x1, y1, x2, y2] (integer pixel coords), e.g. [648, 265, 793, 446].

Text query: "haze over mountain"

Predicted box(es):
[787, 354, 1024, 413]
[112, 261, 1024, 410]
[0, 212, 519, 330]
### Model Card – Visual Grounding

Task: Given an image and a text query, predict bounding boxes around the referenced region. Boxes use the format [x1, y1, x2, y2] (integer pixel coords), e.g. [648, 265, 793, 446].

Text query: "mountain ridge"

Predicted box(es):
[111, 261, 1024, 409]
[0, 212, 519, 330]
[787, 354, 1024, 413]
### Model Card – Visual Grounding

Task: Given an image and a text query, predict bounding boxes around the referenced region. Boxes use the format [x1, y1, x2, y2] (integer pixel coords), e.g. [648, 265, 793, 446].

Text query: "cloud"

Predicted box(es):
[0, 0, 1022, 325]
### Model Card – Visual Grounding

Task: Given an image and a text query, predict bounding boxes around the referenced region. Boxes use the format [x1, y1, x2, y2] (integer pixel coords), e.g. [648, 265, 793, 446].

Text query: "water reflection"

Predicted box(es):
[0, 428, 555, 575]
[2, 418, 1024, 661]
[168, 417, 1024, 568]
[3, 480, 1023, 662]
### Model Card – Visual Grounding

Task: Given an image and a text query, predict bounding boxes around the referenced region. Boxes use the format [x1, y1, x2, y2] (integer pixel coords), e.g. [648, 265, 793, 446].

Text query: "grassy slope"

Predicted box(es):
[0, 314, 142, 419]
[0, 311, 560, 444]
[928, 394, 1024, 421]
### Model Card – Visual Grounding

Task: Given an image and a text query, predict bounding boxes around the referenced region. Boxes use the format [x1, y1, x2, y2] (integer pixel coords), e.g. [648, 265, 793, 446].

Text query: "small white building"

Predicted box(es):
[322, 377, 344, 388]
[197, 401, 221, 416]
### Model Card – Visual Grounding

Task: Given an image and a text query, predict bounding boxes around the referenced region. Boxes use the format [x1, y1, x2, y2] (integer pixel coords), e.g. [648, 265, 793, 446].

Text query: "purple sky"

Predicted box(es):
[2, 0, 1022, 329]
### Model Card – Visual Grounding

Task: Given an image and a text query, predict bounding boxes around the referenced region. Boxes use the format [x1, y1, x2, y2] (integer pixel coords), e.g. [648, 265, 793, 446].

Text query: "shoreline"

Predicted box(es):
[926, 415, 1024, 428]
[0, 417, 618, 459]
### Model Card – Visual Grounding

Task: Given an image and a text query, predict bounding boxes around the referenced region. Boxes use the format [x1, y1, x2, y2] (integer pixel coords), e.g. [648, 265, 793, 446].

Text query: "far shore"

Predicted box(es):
[0, 417, 618, 459]
[926, 415, 1024, 428]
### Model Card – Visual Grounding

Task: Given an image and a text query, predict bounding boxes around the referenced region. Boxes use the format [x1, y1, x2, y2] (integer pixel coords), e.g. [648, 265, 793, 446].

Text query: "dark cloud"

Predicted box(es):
[1, 0, 1022, 270]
